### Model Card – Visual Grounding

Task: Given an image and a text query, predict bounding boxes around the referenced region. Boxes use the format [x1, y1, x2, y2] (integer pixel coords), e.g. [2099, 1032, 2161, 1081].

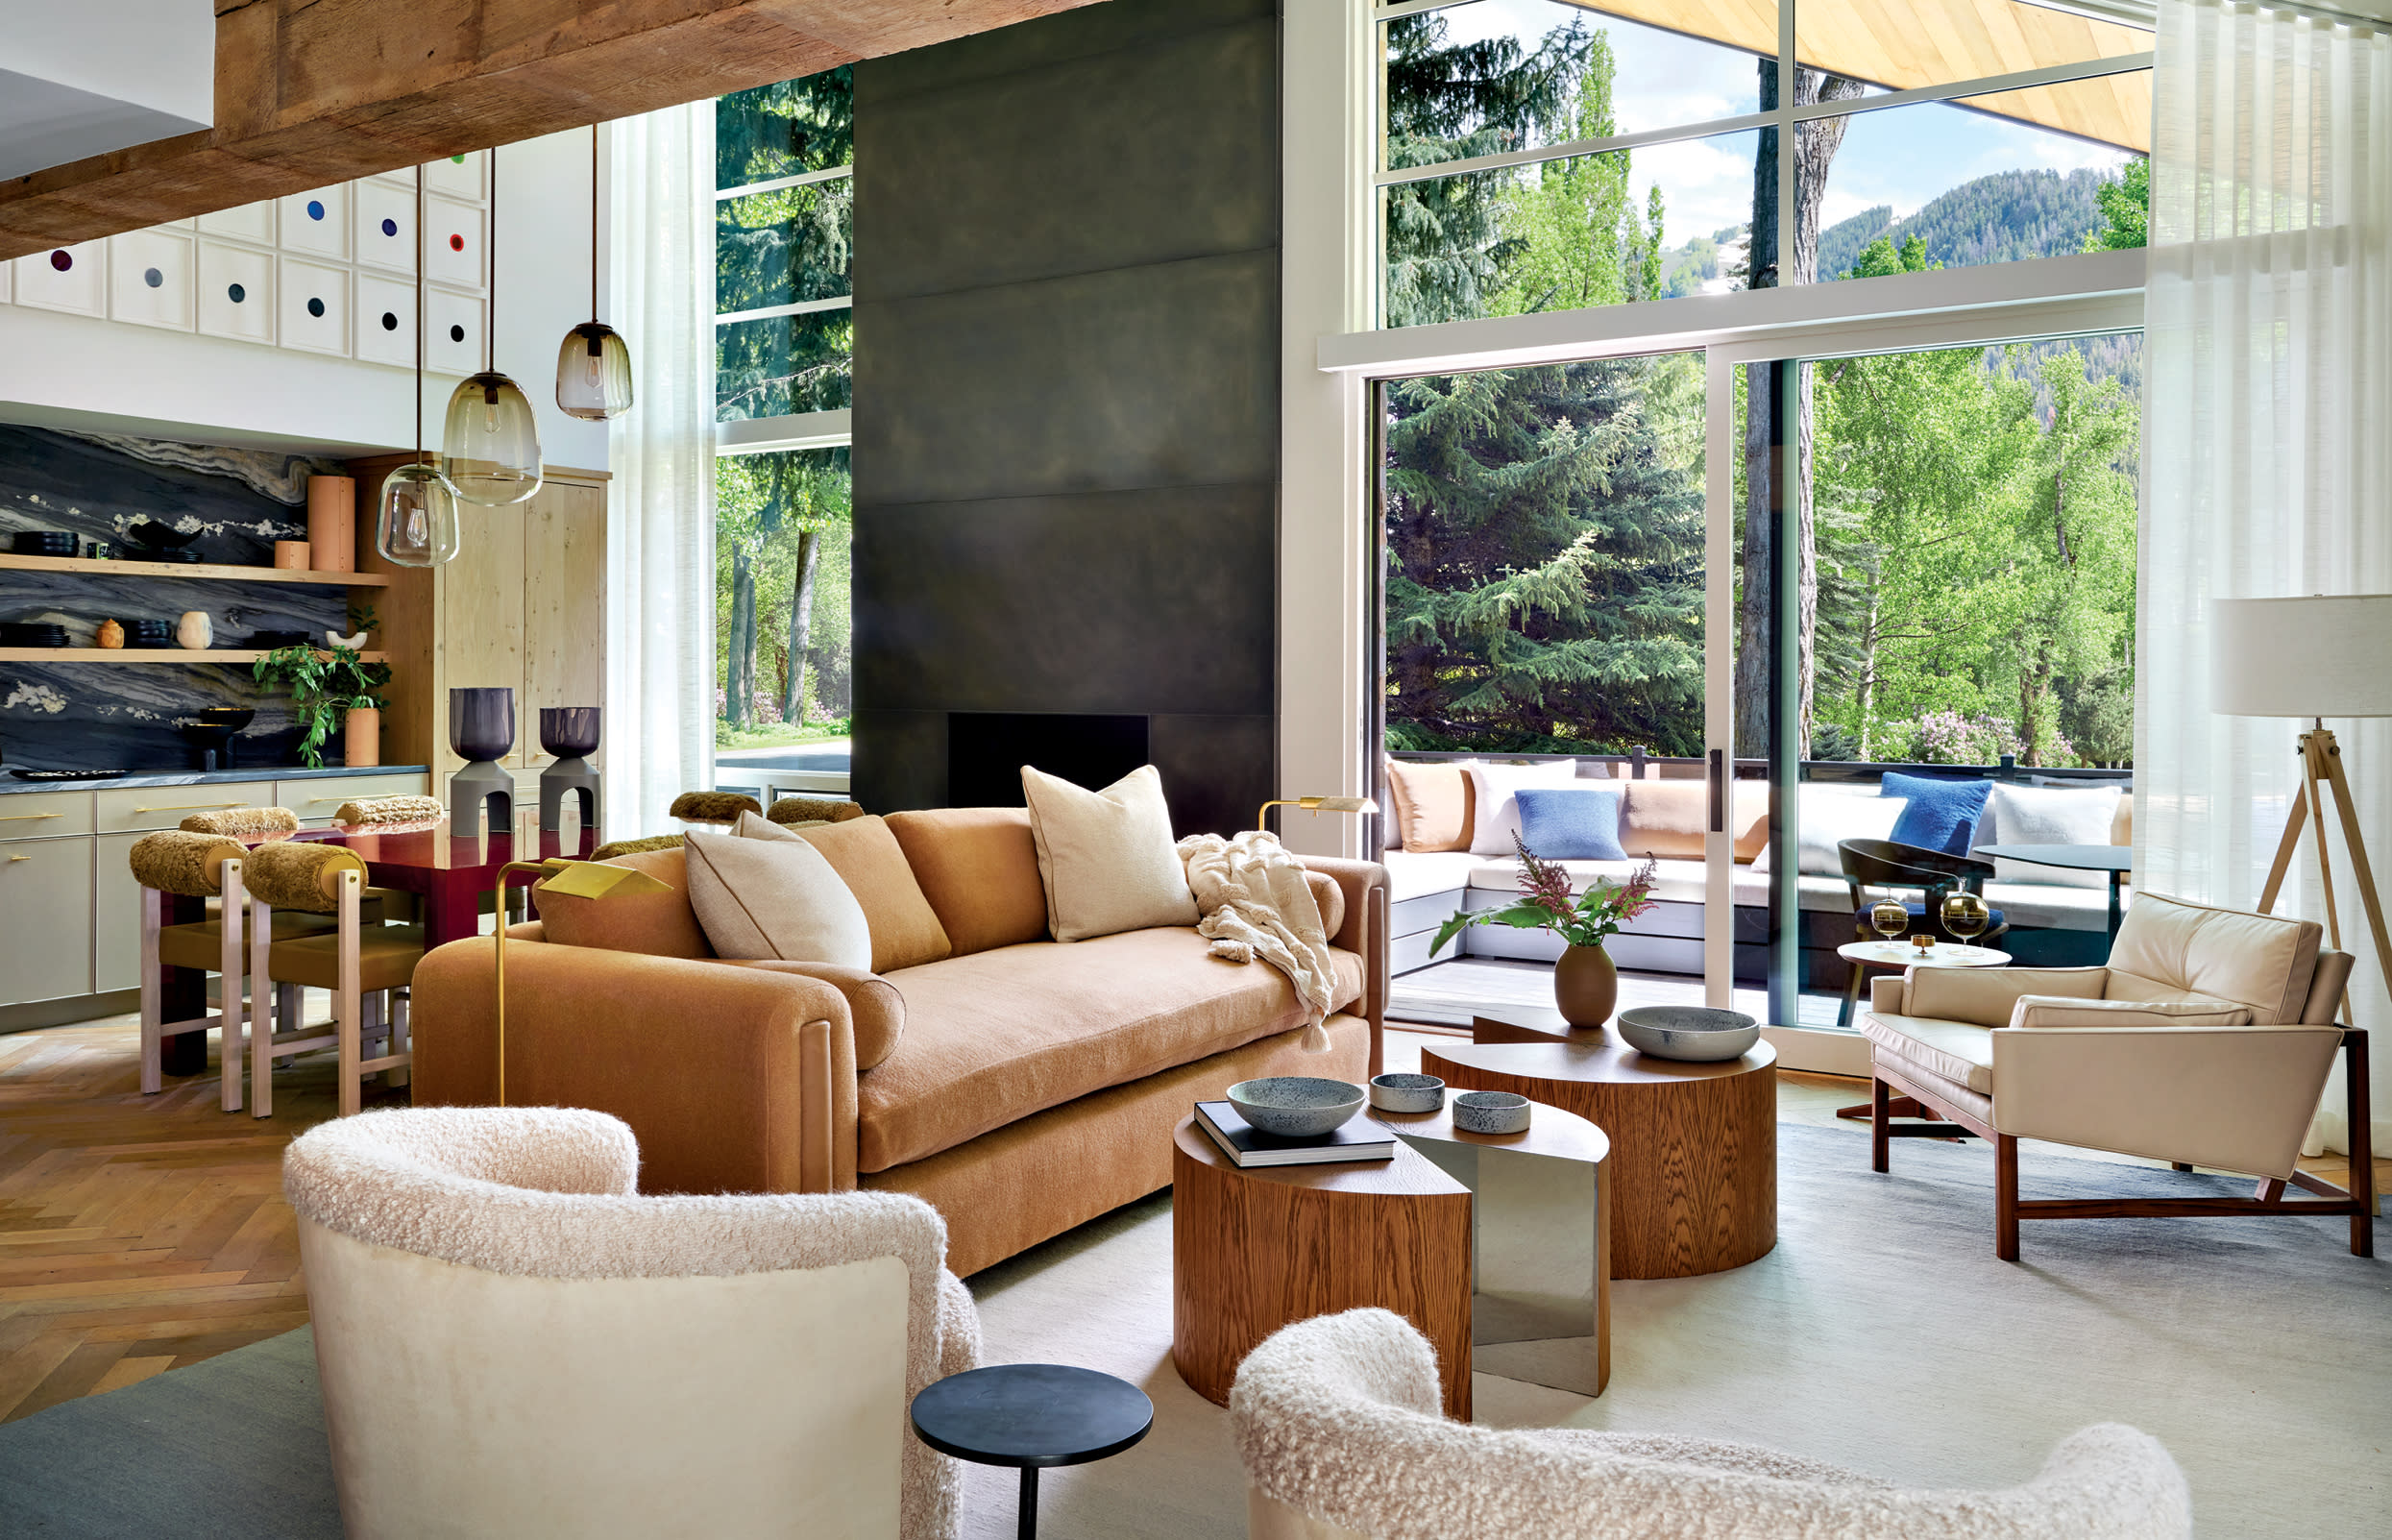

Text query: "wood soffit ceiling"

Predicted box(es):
[0, 0, 1106, 261]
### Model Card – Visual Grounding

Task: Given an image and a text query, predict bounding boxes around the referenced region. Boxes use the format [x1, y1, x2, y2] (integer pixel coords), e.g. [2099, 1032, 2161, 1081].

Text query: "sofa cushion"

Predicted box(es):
[2104, 892, 2322, 1022]
[1982, 784, 2122, 888]
[538, 846, 715, 960]
[684, 829, 872, 968]
[742, 813, 954, 973]
[1859, 1012, 1996, 1095]
[1384, 760, 1474, 852]
[1906, 965, 2108, 1029]
[1617, 779, 1770, 862]
[1022, 765, 1198, 942]
[1384, 849, 1479, 904]
[2008, 994, 2251, 1029]
[857, 928, 1365, 1172]
[1464, 761, 1582, 855]
[885, 807, 1048, 957]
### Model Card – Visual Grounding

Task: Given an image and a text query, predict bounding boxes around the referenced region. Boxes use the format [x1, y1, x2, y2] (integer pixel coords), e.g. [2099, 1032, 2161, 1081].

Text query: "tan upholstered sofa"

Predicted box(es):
[409, 808, 1387, 1275]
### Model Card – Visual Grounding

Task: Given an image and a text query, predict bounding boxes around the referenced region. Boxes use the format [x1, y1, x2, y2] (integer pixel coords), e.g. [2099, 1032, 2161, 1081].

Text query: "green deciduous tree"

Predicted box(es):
[716, 450, 852, 733]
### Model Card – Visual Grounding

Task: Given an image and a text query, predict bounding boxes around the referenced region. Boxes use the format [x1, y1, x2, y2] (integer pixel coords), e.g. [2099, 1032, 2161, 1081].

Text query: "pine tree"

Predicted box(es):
[717, 69, 855, 421]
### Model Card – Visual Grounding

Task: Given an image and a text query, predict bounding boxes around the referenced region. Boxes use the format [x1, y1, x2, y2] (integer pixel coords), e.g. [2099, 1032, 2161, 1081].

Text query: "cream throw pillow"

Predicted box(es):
[1021, 764, 1199, 942]
[682, 828, 871, 967]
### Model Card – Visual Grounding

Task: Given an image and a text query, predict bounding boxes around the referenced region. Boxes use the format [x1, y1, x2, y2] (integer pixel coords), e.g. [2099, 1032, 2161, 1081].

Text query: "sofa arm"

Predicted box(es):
[1299, 856, 1389, 1072]
[410, 939, 861, 1194]
[1869, 976, 1906, 1014]
[1991, 1024, 2343, 1178]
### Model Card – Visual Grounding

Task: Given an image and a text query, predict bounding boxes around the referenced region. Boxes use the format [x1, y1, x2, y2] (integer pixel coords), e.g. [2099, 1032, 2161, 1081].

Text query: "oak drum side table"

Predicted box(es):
[1443, 1015, 1777, 1280]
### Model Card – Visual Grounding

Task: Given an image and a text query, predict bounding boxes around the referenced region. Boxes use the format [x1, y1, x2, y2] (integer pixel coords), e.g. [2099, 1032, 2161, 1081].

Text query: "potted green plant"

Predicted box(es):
[1432, 838, 1659, 1028]
[253, 639, 392, 770]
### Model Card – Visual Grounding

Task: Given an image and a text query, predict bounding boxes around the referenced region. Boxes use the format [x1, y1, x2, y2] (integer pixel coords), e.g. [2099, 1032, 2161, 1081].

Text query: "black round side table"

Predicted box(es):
[910, 1363, 1153, 1540]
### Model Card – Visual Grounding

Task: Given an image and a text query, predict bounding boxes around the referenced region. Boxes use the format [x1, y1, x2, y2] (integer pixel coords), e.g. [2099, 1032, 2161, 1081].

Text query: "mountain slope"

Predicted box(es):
[1819, 167, 2120, 278]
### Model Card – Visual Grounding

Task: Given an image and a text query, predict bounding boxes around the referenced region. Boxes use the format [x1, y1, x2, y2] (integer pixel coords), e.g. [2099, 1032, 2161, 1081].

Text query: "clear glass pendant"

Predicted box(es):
[375, 460, 461, 567]
[441, 371, 543, 505]
[555, 321, 634, 420]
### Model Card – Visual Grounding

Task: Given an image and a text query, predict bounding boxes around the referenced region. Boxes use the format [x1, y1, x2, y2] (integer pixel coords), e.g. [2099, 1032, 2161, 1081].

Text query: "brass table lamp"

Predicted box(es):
[492, 857, 671, 1105]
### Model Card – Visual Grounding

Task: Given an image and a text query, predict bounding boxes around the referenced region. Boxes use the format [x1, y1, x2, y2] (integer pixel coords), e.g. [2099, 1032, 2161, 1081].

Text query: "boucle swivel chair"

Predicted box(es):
[1229, 1309, 2189, 1540]
[283, 1107, 982, 1540]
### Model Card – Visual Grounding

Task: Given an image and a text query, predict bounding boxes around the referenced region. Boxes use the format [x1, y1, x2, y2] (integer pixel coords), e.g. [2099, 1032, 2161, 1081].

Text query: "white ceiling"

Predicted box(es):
[0, 1, 213, 183]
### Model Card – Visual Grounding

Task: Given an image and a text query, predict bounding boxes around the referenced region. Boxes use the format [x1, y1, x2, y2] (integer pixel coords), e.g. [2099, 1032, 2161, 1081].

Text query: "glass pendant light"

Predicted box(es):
[377, 166, 461, 567]
[442, 144, 543, 504]
[556, 124, 634, 421]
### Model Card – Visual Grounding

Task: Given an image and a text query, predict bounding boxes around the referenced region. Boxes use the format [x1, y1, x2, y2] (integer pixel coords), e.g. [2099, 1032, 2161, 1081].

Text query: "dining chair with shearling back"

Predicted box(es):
[244, 841, 427, 1117]
[128, 831, 252, 1110]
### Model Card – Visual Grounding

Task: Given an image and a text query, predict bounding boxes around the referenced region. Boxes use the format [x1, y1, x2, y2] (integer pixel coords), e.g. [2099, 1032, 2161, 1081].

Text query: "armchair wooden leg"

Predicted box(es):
[2348, 1031, 2374, 1259]
[1995, 1135, 2020, 1261]
[1871, 1077, 1891, 1174]
[2171, 1161, 2194, 1172]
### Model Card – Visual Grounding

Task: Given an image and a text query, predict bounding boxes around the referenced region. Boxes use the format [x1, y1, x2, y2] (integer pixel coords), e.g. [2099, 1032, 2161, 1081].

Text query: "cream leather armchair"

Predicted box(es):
[1230, 1308, 2191, 1539]
[283, 1107, 981, 1540]
[1860, 892, 2372, 1260]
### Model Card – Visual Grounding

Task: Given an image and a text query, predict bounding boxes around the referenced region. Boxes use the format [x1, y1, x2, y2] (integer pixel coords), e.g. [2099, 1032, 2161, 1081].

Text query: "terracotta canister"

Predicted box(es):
[274, 540, 311, 570]
[1553, 942, 1618, 1029]
[95, 619, 124, 649]
[343, 706, 381, 769]
[306, 476, 355, 572]
[176, 611, 212, 650]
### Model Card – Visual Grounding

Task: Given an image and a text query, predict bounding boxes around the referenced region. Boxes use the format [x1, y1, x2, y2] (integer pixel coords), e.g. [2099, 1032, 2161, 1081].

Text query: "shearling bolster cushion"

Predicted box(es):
[181, 805, 302, 836]
[129, 830, 246, 897]
[1230, 1308, 2192, 1540]
[243, 840, 368, 912]
[766, 796, 866, 826]
[281, 1107, 980, 1540]
[332, 794, 445, 826]
[670, 791, 763, 824]
[588, 833, 686, 863]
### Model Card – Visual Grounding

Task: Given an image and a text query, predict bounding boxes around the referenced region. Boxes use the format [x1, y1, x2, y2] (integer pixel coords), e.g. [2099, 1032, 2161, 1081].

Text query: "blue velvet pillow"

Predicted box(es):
[1880, 771, 1992, 855]
[1514, 786, 1627, 861]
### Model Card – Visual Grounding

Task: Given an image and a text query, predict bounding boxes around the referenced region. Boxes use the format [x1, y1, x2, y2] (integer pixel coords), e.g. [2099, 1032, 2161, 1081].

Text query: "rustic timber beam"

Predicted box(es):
[0, 0, 1098, 260]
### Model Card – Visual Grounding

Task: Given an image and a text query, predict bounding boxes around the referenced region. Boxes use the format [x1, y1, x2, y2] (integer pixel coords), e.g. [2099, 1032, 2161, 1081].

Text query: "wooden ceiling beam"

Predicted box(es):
[0, 0, 1098, 260]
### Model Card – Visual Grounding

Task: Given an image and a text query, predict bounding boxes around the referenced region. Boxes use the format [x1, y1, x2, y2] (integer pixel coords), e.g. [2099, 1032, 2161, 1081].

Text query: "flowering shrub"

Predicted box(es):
[713, 686, 785, 726]
[1902, 710, 2021, 765]
[1432, 837, 1659, 956]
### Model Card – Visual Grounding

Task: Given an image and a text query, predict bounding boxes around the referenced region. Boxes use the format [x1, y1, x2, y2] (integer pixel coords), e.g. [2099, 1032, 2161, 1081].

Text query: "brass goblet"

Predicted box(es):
[1941, 890, 1991, 944]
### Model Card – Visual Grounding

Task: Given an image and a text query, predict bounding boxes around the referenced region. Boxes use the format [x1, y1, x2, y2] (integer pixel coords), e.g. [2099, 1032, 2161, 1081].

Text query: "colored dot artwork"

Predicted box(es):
[229, 283, 246, 303]
[307, 200, 326, 221]
[381, 311, 400, 330]
[49, 251, 71, 272]
[143, 268, 164, 288]
[381, 218, 399, 237]
[307, 297, 326, 318]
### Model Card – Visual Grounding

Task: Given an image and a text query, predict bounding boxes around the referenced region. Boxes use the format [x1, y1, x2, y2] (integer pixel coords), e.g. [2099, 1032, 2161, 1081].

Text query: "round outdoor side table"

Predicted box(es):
[910, 1363, 1153, 1540]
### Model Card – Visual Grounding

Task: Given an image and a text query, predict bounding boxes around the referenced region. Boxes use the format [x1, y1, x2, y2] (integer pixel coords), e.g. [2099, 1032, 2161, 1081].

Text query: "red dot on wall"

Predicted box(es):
[449, 233, 465, 253]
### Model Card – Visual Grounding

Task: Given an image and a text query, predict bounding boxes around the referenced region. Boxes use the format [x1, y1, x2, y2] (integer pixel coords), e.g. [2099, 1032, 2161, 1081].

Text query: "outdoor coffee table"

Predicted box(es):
[1445, 1017, 1777, 1280]
[910, 1363, 1152, 1540]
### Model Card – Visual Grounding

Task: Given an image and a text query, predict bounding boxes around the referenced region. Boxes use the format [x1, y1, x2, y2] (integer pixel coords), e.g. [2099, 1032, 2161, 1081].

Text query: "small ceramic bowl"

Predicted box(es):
[1228, 1077, 1367, 1138]
[1615, 1006, 1762, 1063]
[1452, 1090, 1531, 1135]
[1369, 1073, 1445, 1113]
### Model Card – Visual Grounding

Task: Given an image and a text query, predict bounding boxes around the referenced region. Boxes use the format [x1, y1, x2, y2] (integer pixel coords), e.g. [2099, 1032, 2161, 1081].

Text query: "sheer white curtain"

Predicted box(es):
[604, 102, 717, 838]
[2138, 0, 2390, 1155]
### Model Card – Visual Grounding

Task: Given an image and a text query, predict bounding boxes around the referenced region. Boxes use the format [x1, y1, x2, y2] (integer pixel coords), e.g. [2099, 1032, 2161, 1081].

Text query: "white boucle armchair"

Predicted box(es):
[1229, 1309, 2190, 1540]
[1859, 892, 2370, 1260]
[283, 1107, 980, 1540]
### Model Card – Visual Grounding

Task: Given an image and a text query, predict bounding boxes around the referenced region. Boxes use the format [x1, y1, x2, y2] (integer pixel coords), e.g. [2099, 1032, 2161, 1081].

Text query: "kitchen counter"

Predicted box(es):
[0, 765, 430, 794]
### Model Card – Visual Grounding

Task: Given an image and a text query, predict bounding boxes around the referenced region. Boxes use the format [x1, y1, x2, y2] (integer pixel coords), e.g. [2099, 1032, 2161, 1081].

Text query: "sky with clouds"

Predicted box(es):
[1418, 0, 2136, 247]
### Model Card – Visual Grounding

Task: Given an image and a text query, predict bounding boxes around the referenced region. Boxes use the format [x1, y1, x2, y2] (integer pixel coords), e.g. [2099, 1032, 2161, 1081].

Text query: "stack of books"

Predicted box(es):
[1193, 1101, 1395, 1168]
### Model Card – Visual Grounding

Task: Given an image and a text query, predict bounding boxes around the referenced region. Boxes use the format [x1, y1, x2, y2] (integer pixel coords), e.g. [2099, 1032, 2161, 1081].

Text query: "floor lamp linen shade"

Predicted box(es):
[2210, 597, 2392, 718]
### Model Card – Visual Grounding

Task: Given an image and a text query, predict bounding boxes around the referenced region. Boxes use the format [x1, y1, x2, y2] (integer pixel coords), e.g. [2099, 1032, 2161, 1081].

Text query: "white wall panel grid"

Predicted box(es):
[196, 240, 275, 342]
[198, 201, 277, 243]
[278, 185, 351, 260]
[107, 230, 195, 330]
[276, 257, 351, 357]
[354, 273, 418, 368]
[423, 286, 486, 376]
[12, 243, 108, 316]
[354, 180, 419, 275]
[423, 194, 488, 293]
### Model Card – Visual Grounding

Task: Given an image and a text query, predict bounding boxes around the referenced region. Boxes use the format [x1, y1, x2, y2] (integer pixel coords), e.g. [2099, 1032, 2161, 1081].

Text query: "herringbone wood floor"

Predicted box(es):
[0, 1010, 403, 1423]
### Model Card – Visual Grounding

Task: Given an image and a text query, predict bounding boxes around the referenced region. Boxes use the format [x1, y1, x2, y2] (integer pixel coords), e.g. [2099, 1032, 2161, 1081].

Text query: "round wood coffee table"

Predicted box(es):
[1438, 1025, 1776, 1280]
[1171, 1118, 1473, 1418]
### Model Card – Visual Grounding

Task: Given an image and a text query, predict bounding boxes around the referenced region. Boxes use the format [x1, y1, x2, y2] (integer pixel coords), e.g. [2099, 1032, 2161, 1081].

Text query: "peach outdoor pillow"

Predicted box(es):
[1383, 760, 1474, 852]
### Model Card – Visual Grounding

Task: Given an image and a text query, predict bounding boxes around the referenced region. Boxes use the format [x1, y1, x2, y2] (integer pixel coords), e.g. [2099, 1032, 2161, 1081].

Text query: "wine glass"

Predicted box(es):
[1870, 899, 1909, 947]
[1941, 891, 1991, 946]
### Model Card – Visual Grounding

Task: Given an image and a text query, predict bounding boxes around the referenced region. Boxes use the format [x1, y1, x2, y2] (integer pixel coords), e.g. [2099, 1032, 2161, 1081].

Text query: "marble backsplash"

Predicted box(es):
[0, 427, 362, 772]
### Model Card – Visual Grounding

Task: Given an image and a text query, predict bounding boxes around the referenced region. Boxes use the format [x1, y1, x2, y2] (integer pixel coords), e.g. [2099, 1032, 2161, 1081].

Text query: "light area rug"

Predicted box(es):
[0, 1124, 2380, 1539]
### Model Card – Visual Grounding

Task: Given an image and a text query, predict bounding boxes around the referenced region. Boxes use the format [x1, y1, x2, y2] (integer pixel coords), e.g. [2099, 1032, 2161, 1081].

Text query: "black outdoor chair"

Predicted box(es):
[1834, 837, 2012, 1027]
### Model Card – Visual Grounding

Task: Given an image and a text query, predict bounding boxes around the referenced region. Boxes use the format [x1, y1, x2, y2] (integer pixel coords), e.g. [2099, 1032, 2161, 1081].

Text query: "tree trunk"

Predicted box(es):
[1855, 584, 1880, 760]
[778, 528, 820, 727]
[728, 545, 757, 729]
[1733, 64, 1867, 759]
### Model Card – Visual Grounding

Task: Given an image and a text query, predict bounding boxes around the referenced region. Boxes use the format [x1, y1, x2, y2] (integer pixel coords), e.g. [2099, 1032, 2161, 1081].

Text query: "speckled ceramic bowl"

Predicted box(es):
[1616, 1006, 1761, 1062]
[1368, 1073, 1446, 1113]
[1228, 1077, 1366, 1138]
[1452, 1090, 1531, 1135]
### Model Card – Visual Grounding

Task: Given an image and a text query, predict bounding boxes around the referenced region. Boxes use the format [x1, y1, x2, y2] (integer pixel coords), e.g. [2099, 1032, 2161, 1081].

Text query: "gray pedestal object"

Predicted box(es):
[450, 761, 515, 840]
[539, 759, 599, 833]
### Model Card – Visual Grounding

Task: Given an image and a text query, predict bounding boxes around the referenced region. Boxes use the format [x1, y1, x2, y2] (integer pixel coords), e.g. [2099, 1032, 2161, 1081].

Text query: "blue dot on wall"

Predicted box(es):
[228, 282, 246, 303]
[143, 268, 163, 288]
[381, 217, 398, 237]
[306, 200, 326, 221]
[380, 311, 399, 330]
[307, 297, 325, 318]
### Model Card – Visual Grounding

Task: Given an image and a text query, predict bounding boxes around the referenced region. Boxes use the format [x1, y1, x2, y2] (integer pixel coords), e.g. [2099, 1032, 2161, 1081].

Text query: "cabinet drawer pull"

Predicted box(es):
[0, 812, 62, 822]
[133, 801, 249, 814]
[7, 854, 29, 863]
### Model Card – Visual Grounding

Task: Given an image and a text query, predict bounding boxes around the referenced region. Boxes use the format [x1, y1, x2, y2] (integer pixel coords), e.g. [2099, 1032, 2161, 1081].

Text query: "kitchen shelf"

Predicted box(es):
[0, 553, 390, 587]
[0, 649, 389, 664]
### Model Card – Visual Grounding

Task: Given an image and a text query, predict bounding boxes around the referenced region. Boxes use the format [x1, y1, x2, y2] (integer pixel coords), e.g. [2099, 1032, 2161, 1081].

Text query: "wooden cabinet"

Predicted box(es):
[351, 460, 608, 799]
[1, 834, 95, 1005]
[93, 831, 147, 994]
[97, 781, 279, 835]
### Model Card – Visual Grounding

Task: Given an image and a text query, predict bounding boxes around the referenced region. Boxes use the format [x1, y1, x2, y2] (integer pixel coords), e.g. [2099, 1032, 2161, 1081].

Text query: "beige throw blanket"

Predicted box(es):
[1177, 830, 1336, 1054]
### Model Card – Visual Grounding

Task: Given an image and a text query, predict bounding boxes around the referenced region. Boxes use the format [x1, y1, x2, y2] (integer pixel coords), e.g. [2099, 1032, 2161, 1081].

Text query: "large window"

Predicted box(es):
[1377, 0, 2152, 327]
[714, 73, 855, 752]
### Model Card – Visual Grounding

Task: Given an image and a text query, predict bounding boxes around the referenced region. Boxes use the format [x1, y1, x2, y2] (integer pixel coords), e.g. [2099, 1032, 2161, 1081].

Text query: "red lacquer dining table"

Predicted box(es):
[153, 806, 598, 1076]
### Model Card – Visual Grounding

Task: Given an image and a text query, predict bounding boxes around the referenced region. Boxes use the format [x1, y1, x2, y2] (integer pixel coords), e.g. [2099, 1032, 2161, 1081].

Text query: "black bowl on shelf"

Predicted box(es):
[0, 623, 69, 648]
[10, 531, 79, 556]
[178, 709, 256, 772]
[248, 630, 314, 650]
[122, 520, 202, 553]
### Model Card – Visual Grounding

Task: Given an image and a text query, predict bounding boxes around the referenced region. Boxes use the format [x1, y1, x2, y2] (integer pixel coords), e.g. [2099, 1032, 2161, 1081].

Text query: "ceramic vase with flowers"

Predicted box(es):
[1431, 838, 1660, 1029]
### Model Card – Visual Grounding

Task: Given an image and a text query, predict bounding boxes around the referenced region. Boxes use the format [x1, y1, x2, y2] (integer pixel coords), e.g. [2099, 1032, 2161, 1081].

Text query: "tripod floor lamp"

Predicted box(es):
[2210, 594, 2392, 1023]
